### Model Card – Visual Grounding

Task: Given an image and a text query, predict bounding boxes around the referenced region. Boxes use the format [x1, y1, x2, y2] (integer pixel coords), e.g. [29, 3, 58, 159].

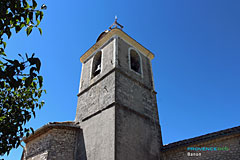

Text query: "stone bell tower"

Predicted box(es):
[75, 19, 163, 160]
[21, 19, 240, 160]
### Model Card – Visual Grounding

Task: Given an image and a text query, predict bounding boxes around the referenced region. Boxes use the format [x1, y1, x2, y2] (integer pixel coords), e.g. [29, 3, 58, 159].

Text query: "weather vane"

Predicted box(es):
[109, 16, 124, 30]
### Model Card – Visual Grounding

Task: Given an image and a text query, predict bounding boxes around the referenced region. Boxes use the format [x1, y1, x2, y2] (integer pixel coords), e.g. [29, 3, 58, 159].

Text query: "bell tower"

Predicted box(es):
[75, 19, 163, 160]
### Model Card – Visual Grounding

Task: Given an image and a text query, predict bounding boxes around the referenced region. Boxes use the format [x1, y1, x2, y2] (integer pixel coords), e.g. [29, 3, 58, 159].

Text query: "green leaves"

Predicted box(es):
[40, 11, 44, 21]
[25, 76, 33, 87]
[23, 0, 30, 9]
[29, 13, 33, 23]
[38, 76, 43, 88]
[38, 28, 42, 35]
[3, 42, 6, 49]
[28, 56, 41, 72]
[0, 51, 6, 56]
[20, 23, 25, 29]
[32, 0, 37, 9]
[35, 11, 41, 21]
[6, 28, 12, 39]
[26, 26, 33, 36]
[0, 0, 45, 40]
[15, 25, 21, 33]
[30, 127, 34, 134]
[0, 53, 46, 156]
[26, 17, 30, 25]
[37, 19, 40, 26]
[0, 0, 46, 156]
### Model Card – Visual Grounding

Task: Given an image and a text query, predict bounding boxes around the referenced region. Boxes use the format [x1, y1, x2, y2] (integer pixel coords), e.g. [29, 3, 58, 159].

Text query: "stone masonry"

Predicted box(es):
[21, 26, 240, 160]
[162, 126, 240, 160]
[75, 29, 162, 160]
[22, 122, 84, 160]
[22, 28, 162, 160]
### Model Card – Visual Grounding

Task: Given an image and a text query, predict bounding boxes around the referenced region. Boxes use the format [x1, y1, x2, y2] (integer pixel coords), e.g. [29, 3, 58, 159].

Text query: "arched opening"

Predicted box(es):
[92, 51, 102, 78]
[130, 49, 141, 74]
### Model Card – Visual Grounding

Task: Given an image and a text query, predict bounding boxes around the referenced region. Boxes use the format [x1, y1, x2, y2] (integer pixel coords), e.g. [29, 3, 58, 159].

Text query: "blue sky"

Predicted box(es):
[2, 0, 240, 159]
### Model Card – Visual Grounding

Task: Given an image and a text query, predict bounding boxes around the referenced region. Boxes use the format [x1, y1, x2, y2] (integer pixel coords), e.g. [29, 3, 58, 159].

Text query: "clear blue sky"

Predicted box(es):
[2, 0, 240, 159]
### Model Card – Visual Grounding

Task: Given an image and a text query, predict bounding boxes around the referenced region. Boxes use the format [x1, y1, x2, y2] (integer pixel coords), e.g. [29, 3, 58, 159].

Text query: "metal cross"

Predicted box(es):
[109, 16, 124, 30]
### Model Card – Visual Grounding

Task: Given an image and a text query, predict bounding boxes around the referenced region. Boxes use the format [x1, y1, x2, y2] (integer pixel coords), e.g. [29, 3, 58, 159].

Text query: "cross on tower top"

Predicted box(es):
[109, 16, 124, 30]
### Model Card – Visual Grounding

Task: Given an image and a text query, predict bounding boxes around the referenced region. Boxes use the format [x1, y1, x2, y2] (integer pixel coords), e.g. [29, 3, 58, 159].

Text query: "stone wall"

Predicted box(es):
[75, 37, 115, 122]
[115, 71, 159, 122]
[115, 105, 162, 160]
[79, 38, 114, 92]
[23, 124, 82, 160]
[75, 33, 163, 160]
[117, 37, 154, 89]
[75, 71, 115, 122]
[80, 106, 115, 160]
[162, 134, 240, 160]
[25, 151, 48, 160]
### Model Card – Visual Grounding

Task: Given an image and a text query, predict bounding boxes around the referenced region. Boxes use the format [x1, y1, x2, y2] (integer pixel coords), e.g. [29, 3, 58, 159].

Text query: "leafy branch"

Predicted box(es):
[0, 0, 46, 156]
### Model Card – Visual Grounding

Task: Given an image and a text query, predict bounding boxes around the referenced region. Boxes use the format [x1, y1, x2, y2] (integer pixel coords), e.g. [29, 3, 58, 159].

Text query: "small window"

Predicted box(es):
[92, 51, 102, 78]
[130, 49, 141, 74]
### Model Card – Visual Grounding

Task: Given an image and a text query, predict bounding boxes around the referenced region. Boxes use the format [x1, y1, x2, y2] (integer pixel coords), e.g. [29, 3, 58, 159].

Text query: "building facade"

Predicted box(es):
[21, 23, 240, 160]
[22, 26, 162, 160]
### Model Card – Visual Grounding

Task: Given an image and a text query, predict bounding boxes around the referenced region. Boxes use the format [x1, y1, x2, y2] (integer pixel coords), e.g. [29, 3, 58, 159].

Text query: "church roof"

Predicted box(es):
[162, 125, 240, 151]
[80, 28, 155, 63]
[23, 121, 80, 143]
[96, 30, 109, 42]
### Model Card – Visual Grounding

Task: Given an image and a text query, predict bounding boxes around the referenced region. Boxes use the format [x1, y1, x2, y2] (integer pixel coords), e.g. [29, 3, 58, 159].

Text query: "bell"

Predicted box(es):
[95, 64, 101, 73]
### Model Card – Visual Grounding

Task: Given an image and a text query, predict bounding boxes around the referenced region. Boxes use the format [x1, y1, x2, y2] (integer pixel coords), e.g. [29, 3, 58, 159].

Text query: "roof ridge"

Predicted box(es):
[162, 125, 240, 151]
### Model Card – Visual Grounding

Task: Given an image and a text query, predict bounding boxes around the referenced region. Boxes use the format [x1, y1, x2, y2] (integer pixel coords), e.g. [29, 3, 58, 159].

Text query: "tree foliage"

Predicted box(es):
[0, 0, 46, 156]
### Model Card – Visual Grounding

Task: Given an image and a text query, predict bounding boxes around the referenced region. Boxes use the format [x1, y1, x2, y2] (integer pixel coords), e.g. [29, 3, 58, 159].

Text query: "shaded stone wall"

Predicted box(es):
[117, 37, 154, 89]
[80, 106, 115, 160]
[162, 134, 240, 160]
[114, 37, 162, 160]
[79, 38, 115, 92]
[75, 71, 115, 122]
[75, 37, 115, 122]
[23, 126, 83, 160]
[75, 34, 162, 160]
[115, 71, 159, 122]
[25, 151, 48, 160]
[115, 106, 162, 160]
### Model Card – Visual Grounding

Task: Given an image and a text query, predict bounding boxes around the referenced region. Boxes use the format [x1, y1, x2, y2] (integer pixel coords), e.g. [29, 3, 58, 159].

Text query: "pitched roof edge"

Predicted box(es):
[23, 121, 80, 143]
[162, 125, 240, 151]
[80, 28, 154, 63]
